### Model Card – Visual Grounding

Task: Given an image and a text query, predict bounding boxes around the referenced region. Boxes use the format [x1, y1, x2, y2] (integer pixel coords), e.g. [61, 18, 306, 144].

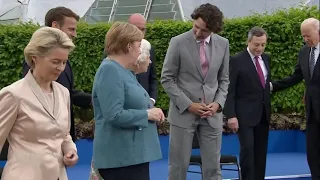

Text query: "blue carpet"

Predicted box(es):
[0, 131, 311, 179]
[66, 153, 311, 180]
[66, 131, 310, 180]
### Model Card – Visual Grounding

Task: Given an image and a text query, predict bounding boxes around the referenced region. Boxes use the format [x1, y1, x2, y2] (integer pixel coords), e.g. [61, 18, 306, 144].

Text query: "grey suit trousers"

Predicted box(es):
[168, 118, 222, 180]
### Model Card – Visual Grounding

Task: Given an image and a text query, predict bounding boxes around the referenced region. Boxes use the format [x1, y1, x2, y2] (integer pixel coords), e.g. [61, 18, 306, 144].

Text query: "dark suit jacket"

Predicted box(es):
[22, 60, 92, 140]
[224, 50, 272, 126]
[272, 45, 320, 121]
[0, 140, 8, 177]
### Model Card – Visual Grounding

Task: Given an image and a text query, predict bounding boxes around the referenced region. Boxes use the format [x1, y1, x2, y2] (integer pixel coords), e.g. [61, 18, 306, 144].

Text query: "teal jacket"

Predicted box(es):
[92, 59, 162, 169]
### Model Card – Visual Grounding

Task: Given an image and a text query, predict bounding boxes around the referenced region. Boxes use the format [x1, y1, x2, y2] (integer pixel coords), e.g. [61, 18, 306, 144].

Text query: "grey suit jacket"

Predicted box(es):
[161, 30, 230, 128]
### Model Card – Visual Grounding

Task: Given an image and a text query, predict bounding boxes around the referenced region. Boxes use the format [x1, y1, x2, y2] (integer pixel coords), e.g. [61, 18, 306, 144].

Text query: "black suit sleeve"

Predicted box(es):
[22, 60, 30, 77]
[70, 69, 92, 109]
[71, 89, 92, 109]
[148, 47, 158, 101]
[224, 56, 239, 119]
[272, 53, 303, 92]
[0, 140, 9, 161]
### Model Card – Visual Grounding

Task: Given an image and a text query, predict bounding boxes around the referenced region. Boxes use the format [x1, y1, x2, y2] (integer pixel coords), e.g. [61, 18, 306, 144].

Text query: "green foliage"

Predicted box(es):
[0, 23, 38, 86]
[0, 6, 318, 116]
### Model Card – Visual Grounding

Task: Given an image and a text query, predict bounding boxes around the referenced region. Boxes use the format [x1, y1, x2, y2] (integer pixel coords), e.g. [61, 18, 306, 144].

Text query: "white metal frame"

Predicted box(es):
[108, 0, 118, 22]
[143, 0, 153, 20]
[176, 0, 185, 21]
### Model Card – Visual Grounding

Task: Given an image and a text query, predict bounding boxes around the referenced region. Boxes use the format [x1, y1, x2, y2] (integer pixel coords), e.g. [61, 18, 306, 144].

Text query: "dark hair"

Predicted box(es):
[45, 7, 80, 27]
[191, 3, 224, 33]
[248, 26, 267, 40]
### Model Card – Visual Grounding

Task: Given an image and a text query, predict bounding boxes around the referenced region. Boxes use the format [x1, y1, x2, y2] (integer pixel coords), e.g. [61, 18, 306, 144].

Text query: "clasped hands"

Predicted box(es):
[188, 102, 220, 118]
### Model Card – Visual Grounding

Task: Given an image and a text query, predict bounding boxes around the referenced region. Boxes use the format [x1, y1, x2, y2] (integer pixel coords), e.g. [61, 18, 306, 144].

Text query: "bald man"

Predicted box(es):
[271, 18, 320, 179]
[128, 13, 158, 106]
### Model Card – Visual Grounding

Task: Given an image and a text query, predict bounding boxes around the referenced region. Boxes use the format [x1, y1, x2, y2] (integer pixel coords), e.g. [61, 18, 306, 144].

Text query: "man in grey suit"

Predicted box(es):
[161, 3, 230, 180]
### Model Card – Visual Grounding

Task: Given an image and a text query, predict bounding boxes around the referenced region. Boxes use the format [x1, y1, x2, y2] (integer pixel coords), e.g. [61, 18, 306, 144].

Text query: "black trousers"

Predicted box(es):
[238, 112, 269, 180]
[98, 162, 149, 180]
[306, 107, 320, 180]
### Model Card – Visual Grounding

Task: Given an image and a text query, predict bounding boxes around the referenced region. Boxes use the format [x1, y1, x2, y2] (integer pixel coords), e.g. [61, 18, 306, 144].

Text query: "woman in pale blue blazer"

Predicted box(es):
[92, 22, 165, 180]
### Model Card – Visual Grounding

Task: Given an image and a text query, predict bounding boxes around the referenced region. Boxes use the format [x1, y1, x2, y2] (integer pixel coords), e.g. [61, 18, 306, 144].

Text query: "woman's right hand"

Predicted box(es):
[147, 108, 165, 122]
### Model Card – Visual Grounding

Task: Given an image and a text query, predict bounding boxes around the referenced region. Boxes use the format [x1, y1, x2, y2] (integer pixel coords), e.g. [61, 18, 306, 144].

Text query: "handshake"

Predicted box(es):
[188, 102, 221, 118]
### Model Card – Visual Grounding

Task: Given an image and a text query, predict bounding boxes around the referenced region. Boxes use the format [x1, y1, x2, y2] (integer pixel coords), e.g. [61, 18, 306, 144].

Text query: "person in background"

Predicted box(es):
[161, 3, 229, 180]
[92, 22, 164, 180]
[0, 27, 78, 180]
[224, 27, 272, 180]
[271, 18, 320, 179]
[22, 6, 92, 142]
[128, 13, 158, 107]
[89, 38, 153, 180]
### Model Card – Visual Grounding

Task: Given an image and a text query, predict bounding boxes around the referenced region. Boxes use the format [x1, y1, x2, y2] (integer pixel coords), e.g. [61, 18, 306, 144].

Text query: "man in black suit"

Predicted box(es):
[224, 27, 271, 180]
[22, 7, 92, 141]
[271, 18, 320, 179]
[128, 13, 158, 105]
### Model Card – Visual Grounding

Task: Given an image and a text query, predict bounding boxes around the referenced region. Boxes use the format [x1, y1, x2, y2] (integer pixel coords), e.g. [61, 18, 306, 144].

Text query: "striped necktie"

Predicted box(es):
[309, 47, 316, 77]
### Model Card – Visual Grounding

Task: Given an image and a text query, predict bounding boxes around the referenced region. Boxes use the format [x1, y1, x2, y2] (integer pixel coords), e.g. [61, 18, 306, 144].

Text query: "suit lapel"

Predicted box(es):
[244, 50, 263, 87]
[52, 82, 60, 117]
[262, 54, 271, 87]
[187, 31, 204, 79]
[306, 46, 320, 80]
[300, 47, 311, 81]
[261, 54, 270, 72]
[314, 56, 320, 79]
[205, 34, 218, 81]
[64, 61, 72, 83]
[25, 70, 56, 120]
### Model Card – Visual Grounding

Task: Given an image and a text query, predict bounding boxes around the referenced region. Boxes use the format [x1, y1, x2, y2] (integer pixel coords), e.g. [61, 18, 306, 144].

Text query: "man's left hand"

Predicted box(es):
[200, 102, 220, 118]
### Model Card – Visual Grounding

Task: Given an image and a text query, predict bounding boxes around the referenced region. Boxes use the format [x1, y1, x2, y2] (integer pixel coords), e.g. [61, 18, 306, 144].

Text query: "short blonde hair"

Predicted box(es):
[105, 22, 144, 55]
[137, 39, 151, 63]
[24, 26, 75, 68]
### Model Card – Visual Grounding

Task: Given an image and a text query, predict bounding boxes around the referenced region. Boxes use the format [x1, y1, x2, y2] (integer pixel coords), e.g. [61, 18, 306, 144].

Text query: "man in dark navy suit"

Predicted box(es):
[271, 18, 320, 179]
[224, 27, 271, 180]
[128, 13, 158, 106]
[22, 7, 92, 141]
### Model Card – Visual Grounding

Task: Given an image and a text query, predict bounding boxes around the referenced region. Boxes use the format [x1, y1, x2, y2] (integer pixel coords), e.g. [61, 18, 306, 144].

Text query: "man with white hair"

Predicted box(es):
[271, 18, 320, 178]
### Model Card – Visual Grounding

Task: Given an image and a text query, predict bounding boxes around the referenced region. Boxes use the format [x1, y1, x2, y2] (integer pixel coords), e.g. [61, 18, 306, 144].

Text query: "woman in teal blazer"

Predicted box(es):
[92, 22, 165, 180]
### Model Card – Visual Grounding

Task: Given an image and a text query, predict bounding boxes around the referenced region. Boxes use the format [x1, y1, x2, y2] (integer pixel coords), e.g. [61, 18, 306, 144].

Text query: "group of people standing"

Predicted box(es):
[0, 4, 160, 180]
[224, 18, 320, 180]
[0, 2, 319, 180]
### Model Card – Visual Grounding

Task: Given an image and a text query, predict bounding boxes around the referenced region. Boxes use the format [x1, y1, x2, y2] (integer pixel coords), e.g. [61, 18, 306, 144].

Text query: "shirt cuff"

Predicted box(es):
[269, 82, 273, 92]
[150, 98, 156, 105]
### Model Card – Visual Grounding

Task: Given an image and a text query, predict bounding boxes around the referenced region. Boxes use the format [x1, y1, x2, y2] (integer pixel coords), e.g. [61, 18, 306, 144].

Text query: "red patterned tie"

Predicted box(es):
[254, 56, 265, 88]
